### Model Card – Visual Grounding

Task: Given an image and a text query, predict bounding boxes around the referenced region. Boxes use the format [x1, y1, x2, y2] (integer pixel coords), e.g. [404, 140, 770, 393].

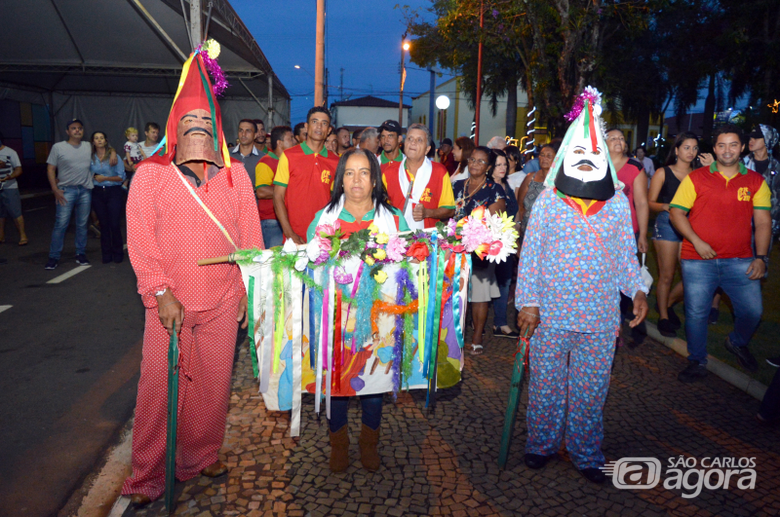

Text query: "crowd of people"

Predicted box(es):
[32, 62, 780, 503]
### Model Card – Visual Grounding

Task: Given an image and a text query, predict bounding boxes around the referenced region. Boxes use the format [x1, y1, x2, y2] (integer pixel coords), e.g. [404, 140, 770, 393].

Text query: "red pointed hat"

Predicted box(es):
[149, 51, 231, 169]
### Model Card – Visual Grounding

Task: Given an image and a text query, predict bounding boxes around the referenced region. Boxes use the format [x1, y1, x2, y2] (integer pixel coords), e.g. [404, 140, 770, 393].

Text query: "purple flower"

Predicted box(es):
[333, 266, 353, 285]
[492, 9, 499, 18]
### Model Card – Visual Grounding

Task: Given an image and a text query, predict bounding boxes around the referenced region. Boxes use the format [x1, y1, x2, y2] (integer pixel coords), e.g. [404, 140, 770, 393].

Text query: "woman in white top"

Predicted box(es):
[449, 136, 474, 184]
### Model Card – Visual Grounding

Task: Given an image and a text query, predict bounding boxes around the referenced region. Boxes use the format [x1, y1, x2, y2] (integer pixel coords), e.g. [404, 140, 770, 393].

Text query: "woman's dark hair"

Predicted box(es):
[664, 131, 699, 166]
[325, 148, 393, 214]
[455, 136, 475, 171]
[471, 146, 494, 180]
[90, 131, 114, 162]
[489, 149, 508, 184]
[427, 136, 436, 159]
[504, 145, 521, 171]
[540, 141, 560, 154]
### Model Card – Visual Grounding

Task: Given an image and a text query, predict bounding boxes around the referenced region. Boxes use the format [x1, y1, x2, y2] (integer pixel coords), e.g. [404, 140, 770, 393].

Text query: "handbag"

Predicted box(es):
[640, 253, 654, 291]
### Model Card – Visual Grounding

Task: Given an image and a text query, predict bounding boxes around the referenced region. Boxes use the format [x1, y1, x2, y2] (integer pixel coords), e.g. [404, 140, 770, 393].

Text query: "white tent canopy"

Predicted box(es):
[1, 0, 289, 145]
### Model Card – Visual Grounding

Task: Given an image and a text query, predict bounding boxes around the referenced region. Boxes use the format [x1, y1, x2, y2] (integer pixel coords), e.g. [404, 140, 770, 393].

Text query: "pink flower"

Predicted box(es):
[461, 217, 492, 253]
[316, 221, 341, 238]
[385, 235, 408, 262]
[488, 241, 503, 256]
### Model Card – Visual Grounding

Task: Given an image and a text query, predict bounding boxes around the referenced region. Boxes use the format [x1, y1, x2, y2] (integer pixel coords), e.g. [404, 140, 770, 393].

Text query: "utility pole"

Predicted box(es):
[324, 68, 329, 108]
[189, 0, 202, 50]
[340, 67, 344, 102]
[314, 0, 325, 106]
[475, 0, 483, 145]
[398, 33, 408, 126]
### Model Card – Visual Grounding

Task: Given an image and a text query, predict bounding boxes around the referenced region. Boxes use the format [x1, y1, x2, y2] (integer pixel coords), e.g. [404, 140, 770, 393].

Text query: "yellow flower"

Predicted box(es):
[375, 232, 389, 244]
[373, 269, 388, 284]
[367, 223, 379, 235]
[364, 256, 375, 266]
[373, 248, 387, 260]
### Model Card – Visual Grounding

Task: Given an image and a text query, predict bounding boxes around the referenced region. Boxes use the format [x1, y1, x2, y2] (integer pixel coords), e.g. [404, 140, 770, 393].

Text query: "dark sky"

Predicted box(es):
[230, 0, 455, 124]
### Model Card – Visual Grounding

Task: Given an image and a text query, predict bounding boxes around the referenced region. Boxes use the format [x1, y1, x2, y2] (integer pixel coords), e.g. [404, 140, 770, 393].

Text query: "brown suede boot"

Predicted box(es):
[358, 424, 380, 472]
[329, 425, 350, 472]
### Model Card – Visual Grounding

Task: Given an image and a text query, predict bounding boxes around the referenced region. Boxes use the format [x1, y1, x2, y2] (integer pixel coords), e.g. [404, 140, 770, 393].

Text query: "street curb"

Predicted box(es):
[20, 190, 53, 200]
[74, 418, 133, 517]
[645, 321, 768, 401]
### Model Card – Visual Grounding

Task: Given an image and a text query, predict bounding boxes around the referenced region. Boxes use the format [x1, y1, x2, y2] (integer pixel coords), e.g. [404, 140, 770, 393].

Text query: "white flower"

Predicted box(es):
[294, 252, 309, 271]
[305, 238, 323, 263]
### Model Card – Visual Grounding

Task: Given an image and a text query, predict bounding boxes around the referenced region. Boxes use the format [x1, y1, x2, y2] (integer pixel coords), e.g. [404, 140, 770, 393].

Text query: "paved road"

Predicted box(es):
[123, 325, 780, 516]
[0, 193, 145, 517]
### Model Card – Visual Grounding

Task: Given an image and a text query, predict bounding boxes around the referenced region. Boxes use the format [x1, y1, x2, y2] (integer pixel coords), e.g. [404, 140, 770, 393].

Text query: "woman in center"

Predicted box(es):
[452, 146, 507, 355]
[307, 147, 409, 473]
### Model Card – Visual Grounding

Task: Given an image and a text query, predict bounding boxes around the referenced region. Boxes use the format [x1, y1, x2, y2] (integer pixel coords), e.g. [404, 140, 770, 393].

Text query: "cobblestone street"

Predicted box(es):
[123, 328, 780, 517]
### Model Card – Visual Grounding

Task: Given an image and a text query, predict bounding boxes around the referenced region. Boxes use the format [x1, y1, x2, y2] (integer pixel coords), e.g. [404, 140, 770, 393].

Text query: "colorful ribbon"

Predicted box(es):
[247, 276, 258, 377]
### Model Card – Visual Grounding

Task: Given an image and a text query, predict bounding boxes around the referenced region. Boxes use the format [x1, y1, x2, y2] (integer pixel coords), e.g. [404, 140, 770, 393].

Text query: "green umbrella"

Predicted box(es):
[165, 323, 180, 514]
[498, 336, 530, 469]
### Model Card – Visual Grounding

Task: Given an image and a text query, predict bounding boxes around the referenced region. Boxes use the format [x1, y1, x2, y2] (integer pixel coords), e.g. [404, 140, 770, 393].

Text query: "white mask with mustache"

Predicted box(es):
[562, 130, 608, 183]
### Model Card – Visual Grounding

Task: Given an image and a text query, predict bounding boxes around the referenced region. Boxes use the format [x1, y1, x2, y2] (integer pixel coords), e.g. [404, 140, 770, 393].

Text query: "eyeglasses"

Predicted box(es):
[468, 157, 487, 166]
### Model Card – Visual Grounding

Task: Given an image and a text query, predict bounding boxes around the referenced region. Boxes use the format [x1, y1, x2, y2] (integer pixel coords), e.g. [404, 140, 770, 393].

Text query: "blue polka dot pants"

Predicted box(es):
[525, 326, 615, 469]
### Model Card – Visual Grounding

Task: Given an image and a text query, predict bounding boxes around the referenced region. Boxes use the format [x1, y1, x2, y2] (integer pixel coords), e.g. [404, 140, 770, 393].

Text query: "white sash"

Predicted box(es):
[398, 156, 433, 231]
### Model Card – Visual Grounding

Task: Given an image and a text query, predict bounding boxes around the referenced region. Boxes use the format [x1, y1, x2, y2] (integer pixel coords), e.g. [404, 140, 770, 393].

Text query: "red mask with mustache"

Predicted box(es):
[175, 108, 222, 166]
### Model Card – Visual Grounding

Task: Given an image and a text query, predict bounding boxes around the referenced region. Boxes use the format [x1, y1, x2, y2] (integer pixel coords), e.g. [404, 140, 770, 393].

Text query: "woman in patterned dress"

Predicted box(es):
[516, 142, 559, 242]
[452, 146, 506, 355]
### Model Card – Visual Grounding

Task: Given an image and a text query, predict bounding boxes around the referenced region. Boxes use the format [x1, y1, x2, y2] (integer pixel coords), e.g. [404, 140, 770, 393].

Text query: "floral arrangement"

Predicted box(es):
[294, 207, 518, 285]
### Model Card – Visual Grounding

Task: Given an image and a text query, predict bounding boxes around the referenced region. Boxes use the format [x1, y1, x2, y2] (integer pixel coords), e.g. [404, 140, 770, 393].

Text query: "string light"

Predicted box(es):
[769, 99, 780, 114]
[523, 106, 537, 155]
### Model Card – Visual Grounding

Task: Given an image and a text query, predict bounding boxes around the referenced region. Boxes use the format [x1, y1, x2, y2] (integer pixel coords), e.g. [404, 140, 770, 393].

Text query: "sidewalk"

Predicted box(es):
[111, 329, 780, 517]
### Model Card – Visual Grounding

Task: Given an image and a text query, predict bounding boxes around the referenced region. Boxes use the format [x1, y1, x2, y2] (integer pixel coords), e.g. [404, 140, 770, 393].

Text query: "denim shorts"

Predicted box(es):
[653, 210, 682, 242]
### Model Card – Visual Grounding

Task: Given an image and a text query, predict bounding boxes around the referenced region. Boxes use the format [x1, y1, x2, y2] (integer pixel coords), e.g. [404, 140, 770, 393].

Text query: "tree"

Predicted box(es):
[406, 0, 649, 138]
[405, 0, 528, 138]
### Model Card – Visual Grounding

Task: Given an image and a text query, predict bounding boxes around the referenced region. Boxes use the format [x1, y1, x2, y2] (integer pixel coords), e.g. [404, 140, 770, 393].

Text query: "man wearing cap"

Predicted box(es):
[744, 125, 780, 237]
[45, 119, 97, 269]
[273, 106, 340, 244]
[670, 124, 771, 383]
[122, 51, 264, 505]
[516, 88, 648, 483]
[438, 138, 457, 175]
[379, 119, 404, 165]
[255, 125, 295, 248]
[230, 119, 264, 188]
[382, 123, 455, 230]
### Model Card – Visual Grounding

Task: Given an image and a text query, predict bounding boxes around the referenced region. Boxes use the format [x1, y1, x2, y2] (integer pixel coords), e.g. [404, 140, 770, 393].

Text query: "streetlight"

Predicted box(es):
[436, 95, 450, 110]
[399, 33, 409, 126]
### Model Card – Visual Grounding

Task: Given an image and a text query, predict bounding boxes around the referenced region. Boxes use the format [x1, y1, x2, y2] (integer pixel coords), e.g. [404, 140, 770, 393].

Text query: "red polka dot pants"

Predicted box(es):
[121, 297, 240, 499]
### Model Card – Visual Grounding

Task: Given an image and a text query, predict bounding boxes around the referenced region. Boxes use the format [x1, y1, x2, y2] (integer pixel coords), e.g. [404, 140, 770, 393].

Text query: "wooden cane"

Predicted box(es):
[498, 333, 530, 469]
[197, 253, 235, 266]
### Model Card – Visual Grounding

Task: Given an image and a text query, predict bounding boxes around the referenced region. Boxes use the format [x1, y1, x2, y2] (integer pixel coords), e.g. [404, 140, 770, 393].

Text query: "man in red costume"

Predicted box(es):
[122, 52, 264, 505]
